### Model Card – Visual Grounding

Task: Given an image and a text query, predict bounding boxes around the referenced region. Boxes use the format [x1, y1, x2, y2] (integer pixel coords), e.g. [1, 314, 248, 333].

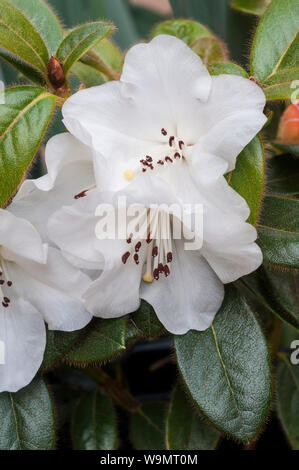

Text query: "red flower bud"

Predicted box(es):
[277, 103, 299, 145]
[47, 56, 65, 89]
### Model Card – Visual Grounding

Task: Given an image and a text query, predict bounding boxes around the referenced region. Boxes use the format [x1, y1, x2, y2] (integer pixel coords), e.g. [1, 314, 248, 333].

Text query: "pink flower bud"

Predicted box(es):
[277, 103, 299, 145]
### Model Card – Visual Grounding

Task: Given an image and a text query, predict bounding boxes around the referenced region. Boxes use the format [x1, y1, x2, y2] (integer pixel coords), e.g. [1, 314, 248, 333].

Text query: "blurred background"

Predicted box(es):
[0, 0, 258, 84]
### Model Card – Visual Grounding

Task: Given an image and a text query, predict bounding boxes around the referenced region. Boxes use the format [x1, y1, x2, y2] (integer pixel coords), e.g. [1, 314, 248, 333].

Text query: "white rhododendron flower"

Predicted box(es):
[0, 210, 92, 392]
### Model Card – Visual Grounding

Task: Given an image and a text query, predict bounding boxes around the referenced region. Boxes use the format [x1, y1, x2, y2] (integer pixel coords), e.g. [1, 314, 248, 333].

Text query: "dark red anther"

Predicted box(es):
[140, 159, 146, 165]
[7, 281, 12, 287]
[142, 168, 147, 173]
[0, 272, 2, 276]
[3, 297, 10, 304]
[164, 265, 170, 277]
[146, 233, 152, 244]
[127, 237, 132, 244]
[2, 302, 8, 308]
[152, 246, 158, 258]
[174, 152, 180, 159]
[167, 252, 173, 263]
[0, 280, 4, 285]
[74, 190, 87, 200]
[146, 156, 153, 163]
[158, 263, 164, 273]
[165, 157, 173, 163]
[179, 140, 184, 150]
[157, 160, 164, 165]
[134, 254, 139, 265]
[135, 242, 142, 253]
[153, 268, 159, 281]
[161, 128, 167, 136]
[169, 136, 175, 147]
[122, 252, 131, 264]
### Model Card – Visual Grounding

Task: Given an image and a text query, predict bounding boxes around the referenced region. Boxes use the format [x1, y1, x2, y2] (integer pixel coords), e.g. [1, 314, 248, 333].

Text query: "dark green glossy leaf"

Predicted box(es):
[276, 355, 299, 450]
[65, 318, 126, 365]
[41, 329, 81, 371]
[56, 21, 113, 77]
[0, 376, 55, 450]
[251, 0, 299, 83]
[130, 403, 166, 450]
[229, 136, 264, 225]
[166, 384, 219, 450]
[175, 285, 272, 442]
[266, 153, 299, 196]
[262, 67, 299, 100]
[0, 0, 49, 73]
[10, 0, 64, 55]
[232, 0, 271, 15]
[0, 86, 56, 208]
[72, 389, 117, 450]
[257, 195, 299, 269]
[209, 61, 249, 78]
[152, 19, 211, 45]
[131, 300, 164, 340]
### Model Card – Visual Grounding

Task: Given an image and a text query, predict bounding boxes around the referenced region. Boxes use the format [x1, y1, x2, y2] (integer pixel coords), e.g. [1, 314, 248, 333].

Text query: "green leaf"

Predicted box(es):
[56, 21, 113, 77]
[41, 329, 81, 371]
[174, 285, 272, 442]
[257, 195, 299, 269]
[130, 403, 166, 450]
[10, 0, 64, 55]
[209, 61, 249, 78]
[0, 0, 49, 73]
[71, 61, 105, 88]
[266, 153, 299, 196]
[276, 355, 299, 449]
[191, 36, 228, 66]
[130, 300, 164, 340]
[152, 19, 212, 45]
[262, 67, 299, 100]
[65, 318, 126, 366]
[232, 0, 271, 16]
[166, 384, 219, 450]
[90, 38, 123, 74]
[0, 376, 55, 450]
[251, 0, 299, 83]
[229, 136, 264, 225]
[0, 47, 46, 86]
[0, 86, 56, 208]
[72, 389, 117, 450]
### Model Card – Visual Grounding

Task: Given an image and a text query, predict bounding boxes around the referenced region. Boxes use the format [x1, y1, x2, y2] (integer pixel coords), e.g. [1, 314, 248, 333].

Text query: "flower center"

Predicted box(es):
[121, 208, 173, 283]
[0, 253, 13, 308]
[124, 128, 186, 181]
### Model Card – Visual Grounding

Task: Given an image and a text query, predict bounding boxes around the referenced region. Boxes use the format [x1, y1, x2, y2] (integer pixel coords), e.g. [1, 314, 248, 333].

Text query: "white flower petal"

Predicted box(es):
[6, 248, 92, 332]
[141, 240, 224, 335]
[10, 134, 95, 240]
[0, 210, 47, 264]
[194, 75, 266, 171]
[0, 299, 45, 393]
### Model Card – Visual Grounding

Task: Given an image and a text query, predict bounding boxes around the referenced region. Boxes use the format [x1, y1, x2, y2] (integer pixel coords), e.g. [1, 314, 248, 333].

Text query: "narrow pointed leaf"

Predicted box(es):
[130, 403, 166, 450]
[65, 318, 126, 365]
[0, 86, 56, 208]
[257, 195, 299, 269]
[56, 21, 113, 77]
[251, 0, 299, 83]
[0, 376, 55, 450]
[0, 48, 46, 86]
[232, 0, 271, 16]
[276, 355, 299, 450]
[0, 0, 49, 73]
[166, 384, 219, 450]
[174, 285, 272, 442]
[72, 389, 117, 450]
